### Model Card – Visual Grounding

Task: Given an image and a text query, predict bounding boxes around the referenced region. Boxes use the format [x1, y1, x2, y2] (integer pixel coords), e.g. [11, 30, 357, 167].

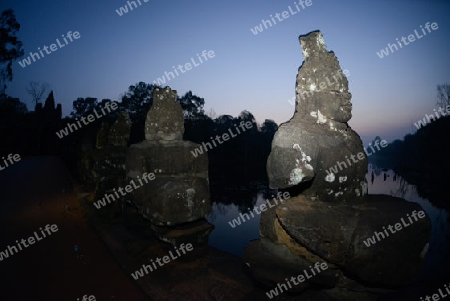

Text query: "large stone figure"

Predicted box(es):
[126, 86, 212, 248]
[244, 31, 431, 300]
[267, 30, 367, 203]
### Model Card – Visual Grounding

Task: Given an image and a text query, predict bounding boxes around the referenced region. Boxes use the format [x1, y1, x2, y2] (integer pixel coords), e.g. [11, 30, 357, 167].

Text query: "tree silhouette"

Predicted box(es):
[0, 93, 27, 120]
[121, 82, 158, 120]
[260, 119, 278, 135]
[437, 84, 450, 108]
[0, 9, 24, 94]
[119, 82, 158, 143]
[26, 82, 50, 108]
[70, 97, 98, 119]
[177, 90, 205, 119]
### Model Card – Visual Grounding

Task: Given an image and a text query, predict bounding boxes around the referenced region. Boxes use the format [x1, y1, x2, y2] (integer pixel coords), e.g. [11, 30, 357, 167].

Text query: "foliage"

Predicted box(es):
[260, 119, 278, 135]
[371, 116, 450, 207]
[0, 9, 24, 94]
[0, 93, 28, 119]
[177, 91, 205, 119]
[121, 82, 157, 120]
[26, 82, 50, 107]
[70, 97, 98, 119]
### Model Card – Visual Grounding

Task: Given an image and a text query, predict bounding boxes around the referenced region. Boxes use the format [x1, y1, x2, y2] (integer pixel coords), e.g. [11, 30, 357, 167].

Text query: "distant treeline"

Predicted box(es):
[0, 82, 279, 186]
[370, 116, 450, 207]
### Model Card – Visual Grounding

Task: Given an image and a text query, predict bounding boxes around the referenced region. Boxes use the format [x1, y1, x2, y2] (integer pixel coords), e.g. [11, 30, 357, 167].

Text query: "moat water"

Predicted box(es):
[207, 164, 450, 282]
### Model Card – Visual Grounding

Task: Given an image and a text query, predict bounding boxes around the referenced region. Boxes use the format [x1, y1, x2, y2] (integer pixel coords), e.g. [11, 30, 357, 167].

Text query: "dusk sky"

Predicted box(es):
[3, 0, 450, 145]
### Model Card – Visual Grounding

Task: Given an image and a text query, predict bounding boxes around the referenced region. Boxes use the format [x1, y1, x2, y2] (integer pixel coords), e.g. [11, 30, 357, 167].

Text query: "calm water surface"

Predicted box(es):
[207, 165, 450, 281]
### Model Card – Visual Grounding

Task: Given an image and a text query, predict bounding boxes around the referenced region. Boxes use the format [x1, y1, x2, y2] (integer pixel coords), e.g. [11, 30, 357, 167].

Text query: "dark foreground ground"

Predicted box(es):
[0, 156, 268, 301]
[0, 156, 150, 300]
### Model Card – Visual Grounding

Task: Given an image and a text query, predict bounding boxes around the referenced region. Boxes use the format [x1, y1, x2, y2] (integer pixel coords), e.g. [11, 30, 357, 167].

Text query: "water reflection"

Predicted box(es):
[367, 164, 450, 281]
[207, 182, 276, 257]
[207, 167, 450, 281]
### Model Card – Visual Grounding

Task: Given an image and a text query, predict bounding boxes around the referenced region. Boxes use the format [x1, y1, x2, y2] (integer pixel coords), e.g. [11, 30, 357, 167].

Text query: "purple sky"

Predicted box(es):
[3, 0, 450, 145]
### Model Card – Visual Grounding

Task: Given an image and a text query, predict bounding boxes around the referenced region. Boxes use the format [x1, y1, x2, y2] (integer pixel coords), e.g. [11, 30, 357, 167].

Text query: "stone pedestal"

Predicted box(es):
[126, 86, 212, 247]
[126, 140, 210, 226]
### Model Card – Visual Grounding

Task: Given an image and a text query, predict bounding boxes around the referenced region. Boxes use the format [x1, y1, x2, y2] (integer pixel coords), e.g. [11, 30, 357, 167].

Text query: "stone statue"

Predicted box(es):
[244, 31, 431, 300]
[267, 30, 367, 203]
[145, 86, 184, 141]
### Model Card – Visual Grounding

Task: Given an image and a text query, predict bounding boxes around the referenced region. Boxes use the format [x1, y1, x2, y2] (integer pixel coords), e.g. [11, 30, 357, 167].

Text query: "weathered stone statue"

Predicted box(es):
[244, 31, 431, 300]
[79, 109, 131, 207]
[95, 122, 110, 149]
[144, 86, 184, 141]
[109, 111, 131, 147]
[126, 86, 212, 249]
[267, 30, 367, 203]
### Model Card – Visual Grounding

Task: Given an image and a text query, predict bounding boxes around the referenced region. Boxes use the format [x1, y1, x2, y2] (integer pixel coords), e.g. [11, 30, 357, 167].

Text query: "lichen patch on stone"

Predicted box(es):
[325, 172, 335, 182]
[317, 34, 325, 48]
[339, 176, 347, 183]
[293, 144, 314, 171]
[288, 168, 304, 185]
[317, 110, 327, 124]
[360, 181, 368, 196]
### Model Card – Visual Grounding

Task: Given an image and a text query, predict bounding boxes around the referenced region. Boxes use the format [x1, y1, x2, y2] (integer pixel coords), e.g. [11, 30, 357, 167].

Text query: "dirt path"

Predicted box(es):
[0, 156, 150, 301]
